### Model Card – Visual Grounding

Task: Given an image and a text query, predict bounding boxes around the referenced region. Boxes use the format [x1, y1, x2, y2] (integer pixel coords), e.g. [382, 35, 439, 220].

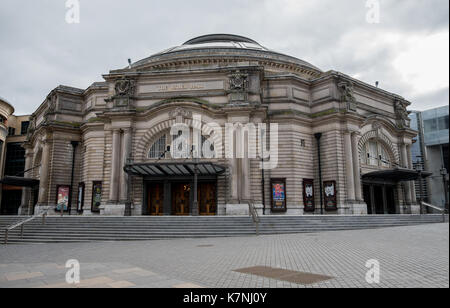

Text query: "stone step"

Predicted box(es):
[1, 214, 447, 244]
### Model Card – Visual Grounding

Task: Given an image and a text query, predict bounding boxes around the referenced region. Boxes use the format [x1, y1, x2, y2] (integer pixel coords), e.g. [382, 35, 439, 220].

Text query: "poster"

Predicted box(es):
[92, 182, 102, 213]
[56, 185, 70, 212]
[303, 179, 315, 212]
[271, 179, 287, 212]
[324, 181, 337, 211]
[77, 183, 85, 212]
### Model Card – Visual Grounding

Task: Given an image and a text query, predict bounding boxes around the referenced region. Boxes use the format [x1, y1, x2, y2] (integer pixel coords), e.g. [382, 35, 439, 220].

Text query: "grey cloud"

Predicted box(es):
[0, 0, 448, 114]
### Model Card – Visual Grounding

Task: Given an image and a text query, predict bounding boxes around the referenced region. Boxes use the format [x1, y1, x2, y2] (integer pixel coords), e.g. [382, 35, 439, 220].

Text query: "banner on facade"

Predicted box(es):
[92, 182, 102, 213]
[56, 185, 70, 212]
[77, 182, 85, 212]
[323, 181, 337, 211]
[303, 179, 315, 212]
[271, 179, 287, 212]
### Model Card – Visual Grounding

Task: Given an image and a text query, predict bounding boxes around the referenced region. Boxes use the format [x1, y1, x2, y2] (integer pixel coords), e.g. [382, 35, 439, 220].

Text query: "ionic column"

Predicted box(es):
[400, 143, 412, 205]
[109, 129, 121, 202]
[20, 149, 34, 214]
[38, 140, 51, 204]
[344, 131, 355, 201]
[351, 132, 363, 201]
[119, 128, 132, 202]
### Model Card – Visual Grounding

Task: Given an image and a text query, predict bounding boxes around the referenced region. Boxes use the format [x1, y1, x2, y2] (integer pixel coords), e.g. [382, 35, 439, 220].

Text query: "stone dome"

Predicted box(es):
[129, 34, 322, 78]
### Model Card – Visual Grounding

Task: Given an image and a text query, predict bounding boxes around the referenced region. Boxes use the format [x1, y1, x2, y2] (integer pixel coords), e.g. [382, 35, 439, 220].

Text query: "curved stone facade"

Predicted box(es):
[22, 35, 419, 216]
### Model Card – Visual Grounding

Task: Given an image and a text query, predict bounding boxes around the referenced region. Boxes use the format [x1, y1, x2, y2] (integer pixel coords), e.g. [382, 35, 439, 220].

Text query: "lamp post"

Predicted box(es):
[315, 133, 324, 215]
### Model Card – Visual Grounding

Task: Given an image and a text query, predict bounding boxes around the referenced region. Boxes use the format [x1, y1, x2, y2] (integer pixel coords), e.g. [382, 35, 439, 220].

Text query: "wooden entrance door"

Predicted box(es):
[147, 183, 164, 216]
[198, 182, 217, 216]
[172, 183, 191, 215]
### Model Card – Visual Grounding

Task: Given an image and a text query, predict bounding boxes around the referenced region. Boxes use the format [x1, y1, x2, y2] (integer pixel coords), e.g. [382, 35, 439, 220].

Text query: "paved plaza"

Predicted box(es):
[0, 223, 448, 288]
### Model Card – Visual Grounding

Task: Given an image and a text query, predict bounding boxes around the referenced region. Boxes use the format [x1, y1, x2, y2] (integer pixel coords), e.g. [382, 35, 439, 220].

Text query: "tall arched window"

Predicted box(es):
[362, 139, 391, 168]
[148, 134, 167, 159]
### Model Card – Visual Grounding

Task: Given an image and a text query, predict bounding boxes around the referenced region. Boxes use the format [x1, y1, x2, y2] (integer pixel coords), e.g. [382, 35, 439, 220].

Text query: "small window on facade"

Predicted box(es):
[149, 134, 167, 159]
[21, 121, 30, 135]
[8, 127, 16, 136]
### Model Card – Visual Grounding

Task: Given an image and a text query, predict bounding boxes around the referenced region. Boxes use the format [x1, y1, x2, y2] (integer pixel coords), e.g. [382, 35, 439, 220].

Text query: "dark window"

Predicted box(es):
[8, 127, 15, 136]
[21, 121, 30, 135]
[424, 119, 438, 133]
[438, 115, 449, 131]
[4, 143, 25, 176]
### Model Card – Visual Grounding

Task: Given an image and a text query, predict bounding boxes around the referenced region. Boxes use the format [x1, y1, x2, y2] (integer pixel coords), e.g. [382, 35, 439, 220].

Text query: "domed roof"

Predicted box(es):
[129, 34, 322, 77]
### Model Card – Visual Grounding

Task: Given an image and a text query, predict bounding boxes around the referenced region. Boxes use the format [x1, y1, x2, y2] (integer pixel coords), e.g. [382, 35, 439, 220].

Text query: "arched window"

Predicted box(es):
[148, 134, 167, 159]
[362, 139, 391, 168]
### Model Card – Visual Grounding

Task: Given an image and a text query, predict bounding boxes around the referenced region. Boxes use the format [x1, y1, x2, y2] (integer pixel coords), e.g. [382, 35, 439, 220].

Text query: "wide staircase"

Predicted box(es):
[0, 214, 447, 244]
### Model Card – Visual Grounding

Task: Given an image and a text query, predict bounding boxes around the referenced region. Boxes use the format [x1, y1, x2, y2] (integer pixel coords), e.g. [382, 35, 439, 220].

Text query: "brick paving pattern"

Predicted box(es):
[0, 223, 448, 288]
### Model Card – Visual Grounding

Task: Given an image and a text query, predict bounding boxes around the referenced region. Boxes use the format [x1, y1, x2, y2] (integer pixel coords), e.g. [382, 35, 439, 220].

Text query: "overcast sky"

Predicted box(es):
[0, 0, 448, 115]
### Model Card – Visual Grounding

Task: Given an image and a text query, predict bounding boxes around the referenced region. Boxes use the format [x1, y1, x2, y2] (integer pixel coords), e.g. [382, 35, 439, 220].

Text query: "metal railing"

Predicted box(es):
[3, 210, 48, 245]
[421, 202, 448, 223]
[244, 200, 260, 236]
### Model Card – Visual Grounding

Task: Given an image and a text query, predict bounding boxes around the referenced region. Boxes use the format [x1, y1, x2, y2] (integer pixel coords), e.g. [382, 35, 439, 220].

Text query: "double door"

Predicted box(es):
[146, 181, 217, 216]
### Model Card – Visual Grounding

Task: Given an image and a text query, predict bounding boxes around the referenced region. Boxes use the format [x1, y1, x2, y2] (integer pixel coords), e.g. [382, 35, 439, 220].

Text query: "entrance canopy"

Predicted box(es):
[362, 168, 432, 182]
[124, 162, 227, 177]
[0, 176, 40, 187]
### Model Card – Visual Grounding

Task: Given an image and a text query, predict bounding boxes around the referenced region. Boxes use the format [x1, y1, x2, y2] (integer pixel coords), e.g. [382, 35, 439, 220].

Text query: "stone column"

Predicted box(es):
[19, 149, 34, 215]
[344, 131, 355, 201]
[230, 127, 240, 203]
[400, 143, 412, 205]
[38, 140, 51, 205]
[120, 128, 132, 202]
[351, 132, 363, 201]
[242, 129, 251, 200]
[109, 129, 121, 203]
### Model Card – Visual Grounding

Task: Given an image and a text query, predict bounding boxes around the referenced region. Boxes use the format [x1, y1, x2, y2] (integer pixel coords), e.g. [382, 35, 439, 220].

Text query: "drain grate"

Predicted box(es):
[234, 266, 334, 285]
[197, 244, 214, 248]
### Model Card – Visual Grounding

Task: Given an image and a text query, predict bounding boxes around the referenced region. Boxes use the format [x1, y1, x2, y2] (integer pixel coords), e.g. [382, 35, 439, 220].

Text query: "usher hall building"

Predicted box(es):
[0, 34, 425, 217]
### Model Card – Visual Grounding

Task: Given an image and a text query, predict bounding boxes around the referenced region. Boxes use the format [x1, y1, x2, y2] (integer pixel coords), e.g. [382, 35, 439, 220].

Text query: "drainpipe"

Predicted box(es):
[315, 133, 324, 215]
[69, 141, 79, 215]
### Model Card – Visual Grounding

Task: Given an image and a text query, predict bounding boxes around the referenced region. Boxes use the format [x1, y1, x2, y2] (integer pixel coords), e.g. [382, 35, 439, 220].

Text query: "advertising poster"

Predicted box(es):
[303, 179, 315, 212]
[56, 185, 70, 212]
[92, 182, 102, 213]
[324, 181, 337, 211]
[271, 179, 287, 212]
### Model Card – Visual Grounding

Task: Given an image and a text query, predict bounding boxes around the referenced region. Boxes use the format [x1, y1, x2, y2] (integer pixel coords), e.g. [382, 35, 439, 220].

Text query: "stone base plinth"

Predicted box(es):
[100, 204, 125, 216]
[351, 202, 368, 215]
[410, 204, 421, 215]
[226, 204, 249, 216]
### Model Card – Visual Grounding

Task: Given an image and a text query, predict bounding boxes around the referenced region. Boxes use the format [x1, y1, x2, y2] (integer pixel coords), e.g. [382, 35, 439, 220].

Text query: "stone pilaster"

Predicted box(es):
[400, 143, 412, 205]
[19, 148, 33, 215]
[343, 131, 355, 201]
[351, 132, 363, 201]
[35, 139, 51, 214]
[120, 128, 132, 202]
[109, 129, 121, 203]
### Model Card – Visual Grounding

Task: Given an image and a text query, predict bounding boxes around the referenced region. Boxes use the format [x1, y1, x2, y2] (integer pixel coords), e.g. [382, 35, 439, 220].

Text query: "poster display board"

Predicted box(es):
[324, 180, 337, 211]
[91, 182, 102, 213]
[303, 179, 315, 212]
[77, 182, 85, 212]
[271, 179, 287, 213]
[56, 185, 70, 212]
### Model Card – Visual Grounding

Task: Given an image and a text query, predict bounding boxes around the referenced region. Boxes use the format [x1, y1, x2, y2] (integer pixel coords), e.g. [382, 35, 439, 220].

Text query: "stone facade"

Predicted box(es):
[19, 34, 419, 216]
